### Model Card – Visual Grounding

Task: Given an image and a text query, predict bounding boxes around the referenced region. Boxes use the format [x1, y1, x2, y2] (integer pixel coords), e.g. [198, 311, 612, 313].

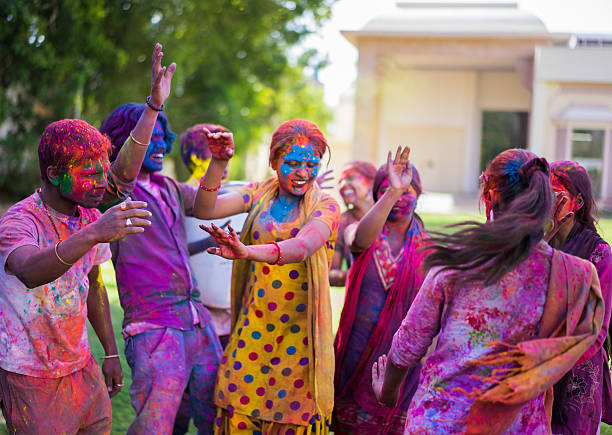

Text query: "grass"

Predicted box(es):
[3, 212, 612, 434]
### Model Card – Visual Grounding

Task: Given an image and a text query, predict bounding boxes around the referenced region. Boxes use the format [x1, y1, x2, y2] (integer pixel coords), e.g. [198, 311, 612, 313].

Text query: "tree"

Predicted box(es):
[0, 0, 334, 198]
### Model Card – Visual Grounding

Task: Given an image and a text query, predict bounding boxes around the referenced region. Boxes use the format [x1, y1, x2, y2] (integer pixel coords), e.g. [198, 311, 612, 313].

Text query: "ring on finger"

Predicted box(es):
[120, 202, 127, 210]
[126, 218, 133, 227]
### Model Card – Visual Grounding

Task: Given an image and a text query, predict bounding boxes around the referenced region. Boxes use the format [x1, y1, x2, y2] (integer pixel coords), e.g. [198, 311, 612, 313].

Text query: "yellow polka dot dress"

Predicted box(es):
[214, 181, 339, 432]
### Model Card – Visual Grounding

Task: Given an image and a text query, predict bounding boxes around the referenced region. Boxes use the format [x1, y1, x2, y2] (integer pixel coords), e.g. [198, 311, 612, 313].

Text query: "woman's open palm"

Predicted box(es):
[386, 146, 412, 191]
[200, 223, 247, 260]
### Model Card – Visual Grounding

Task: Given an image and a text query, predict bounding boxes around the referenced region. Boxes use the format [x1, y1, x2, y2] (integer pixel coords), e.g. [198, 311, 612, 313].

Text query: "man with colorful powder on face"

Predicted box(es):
[0, 43, 175, 434]
[99, 111, 223, 433]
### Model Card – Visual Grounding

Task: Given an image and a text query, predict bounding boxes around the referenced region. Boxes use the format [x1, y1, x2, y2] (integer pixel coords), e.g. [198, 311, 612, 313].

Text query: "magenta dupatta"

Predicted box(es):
[334, 218, 427, 424]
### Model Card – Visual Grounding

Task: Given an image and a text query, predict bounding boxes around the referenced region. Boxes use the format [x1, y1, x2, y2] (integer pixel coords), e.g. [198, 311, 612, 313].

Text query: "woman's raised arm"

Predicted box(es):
[351, 147, 411, 252]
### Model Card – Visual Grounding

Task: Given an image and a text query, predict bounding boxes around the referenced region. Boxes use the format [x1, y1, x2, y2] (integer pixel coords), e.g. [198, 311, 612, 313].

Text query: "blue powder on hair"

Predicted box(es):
[504, 159, 522, 192]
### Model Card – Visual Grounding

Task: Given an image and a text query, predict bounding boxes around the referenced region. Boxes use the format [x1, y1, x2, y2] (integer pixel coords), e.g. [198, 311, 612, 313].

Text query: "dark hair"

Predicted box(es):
[38, 119, 111, 182]
[425, 149, 553, 287]
[179, 123, 229, 169]
[269, 119, 329, 167]
[99, 103, 176, 162]
[372, 163, 422, 202]
[550, 160, 598, 231]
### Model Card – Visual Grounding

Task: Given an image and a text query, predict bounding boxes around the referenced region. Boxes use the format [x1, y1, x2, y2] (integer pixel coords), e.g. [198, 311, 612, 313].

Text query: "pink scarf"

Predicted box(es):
[334, 217, 427, 425]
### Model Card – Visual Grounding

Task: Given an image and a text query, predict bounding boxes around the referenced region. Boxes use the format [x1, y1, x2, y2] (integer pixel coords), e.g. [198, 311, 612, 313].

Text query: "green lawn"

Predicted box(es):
[3, 212, 612, 434]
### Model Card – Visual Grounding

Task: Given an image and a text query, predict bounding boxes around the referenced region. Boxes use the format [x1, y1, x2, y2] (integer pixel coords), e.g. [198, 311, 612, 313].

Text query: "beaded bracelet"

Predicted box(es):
[146, 96, 164, 112]
[54, 242, 74, 266]
[199, 177, 221, 192]
[270, 241, 282, 265]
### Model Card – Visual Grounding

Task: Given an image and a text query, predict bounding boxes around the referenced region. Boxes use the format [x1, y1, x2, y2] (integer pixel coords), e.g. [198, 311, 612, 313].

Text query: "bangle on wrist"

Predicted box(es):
[100, 354, 120, 360]
[199, 177, 221, 192]
[146, 96, 164, 112]
[54, 242, 74, 266]
[269, 241, 282, 265]
[129, 130, 150, 147]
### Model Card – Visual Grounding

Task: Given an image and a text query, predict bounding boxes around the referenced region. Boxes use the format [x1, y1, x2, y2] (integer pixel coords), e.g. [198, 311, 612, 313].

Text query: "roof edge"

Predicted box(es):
[341, 30, 571, 46]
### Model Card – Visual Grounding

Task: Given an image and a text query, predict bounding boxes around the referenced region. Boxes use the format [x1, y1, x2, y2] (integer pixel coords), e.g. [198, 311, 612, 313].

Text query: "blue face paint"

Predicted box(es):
[142, 120, 168, 173]
[271, 140, 321, 222]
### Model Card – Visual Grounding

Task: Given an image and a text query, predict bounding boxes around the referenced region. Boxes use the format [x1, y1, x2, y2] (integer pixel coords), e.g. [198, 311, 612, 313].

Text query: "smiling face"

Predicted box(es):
[339, 167, 371, 207]
[142, 120, 168, 173]
[274, 138, 321, 197]
[377, 177, 418, 222]
[53, 156, 110, 208]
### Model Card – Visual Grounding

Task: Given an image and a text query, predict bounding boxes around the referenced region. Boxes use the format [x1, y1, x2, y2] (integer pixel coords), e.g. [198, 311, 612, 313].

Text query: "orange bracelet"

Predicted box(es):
[199, 177, 221, 192]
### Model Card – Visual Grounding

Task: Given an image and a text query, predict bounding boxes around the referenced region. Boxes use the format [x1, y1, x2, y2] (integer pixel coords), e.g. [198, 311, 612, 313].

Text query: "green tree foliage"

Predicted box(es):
[0, 0, 334, 199]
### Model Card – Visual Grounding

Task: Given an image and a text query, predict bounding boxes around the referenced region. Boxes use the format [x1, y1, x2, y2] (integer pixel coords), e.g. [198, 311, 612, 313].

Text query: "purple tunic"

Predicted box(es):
[111, 173, 208, 330]
[389, 242, 553, 434]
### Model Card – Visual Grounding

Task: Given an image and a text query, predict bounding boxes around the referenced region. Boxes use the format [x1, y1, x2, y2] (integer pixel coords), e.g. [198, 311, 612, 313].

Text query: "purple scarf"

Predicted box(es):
[553, 223, 612, 430]
[334, 217, 427, 430]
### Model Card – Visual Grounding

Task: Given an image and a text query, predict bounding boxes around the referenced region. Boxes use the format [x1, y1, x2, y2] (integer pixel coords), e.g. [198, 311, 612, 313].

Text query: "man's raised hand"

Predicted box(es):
[150, 43, 176, 108]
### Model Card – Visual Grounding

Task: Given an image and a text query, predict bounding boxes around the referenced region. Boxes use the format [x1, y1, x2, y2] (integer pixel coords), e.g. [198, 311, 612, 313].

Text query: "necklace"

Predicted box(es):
[37, 188, 63, 241]
[276, 194, 300, 209]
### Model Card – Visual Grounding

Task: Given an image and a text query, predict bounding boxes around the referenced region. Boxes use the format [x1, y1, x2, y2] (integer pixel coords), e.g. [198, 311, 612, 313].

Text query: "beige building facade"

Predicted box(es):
[342, 1, 612, 207]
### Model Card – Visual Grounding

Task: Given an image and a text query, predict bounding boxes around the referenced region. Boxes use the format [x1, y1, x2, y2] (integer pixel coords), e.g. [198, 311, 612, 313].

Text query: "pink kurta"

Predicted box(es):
[389, 241, 554, 434]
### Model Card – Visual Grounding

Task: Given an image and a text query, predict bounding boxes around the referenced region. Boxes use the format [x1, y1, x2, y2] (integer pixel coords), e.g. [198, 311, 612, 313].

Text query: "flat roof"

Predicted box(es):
[342, 1, 567, 45]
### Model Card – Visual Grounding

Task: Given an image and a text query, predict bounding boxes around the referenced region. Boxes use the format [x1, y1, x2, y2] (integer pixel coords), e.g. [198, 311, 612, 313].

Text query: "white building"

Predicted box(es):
[340, 1, 612, 207]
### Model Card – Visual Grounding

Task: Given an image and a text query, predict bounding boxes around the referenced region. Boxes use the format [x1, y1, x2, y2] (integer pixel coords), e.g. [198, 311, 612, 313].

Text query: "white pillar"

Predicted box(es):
[463, 72, 480, 193]
[601, 128, 612, 210]
[352, 44, 379, 164]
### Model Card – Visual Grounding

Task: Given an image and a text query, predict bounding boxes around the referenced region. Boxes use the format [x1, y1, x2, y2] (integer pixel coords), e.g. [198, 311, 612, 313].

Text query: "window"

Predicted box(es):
[571, 129, 604, 198]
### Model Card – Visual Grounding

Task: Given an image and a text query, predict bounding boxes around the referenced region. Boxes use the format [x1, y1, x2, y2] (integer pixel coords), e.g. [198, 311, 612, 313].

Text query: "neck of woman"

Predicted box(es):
[349, 196, 374, 220]
[551, 218, 577, 249]
[386, 213, 414, 236]
[277, 190, 300, 205]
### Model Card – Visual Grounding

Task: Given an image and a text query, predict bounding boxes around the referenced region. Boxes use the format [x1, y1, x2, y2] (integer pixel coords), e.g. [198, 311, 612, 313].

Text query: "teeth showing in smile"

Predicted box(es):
[294, 180, 306, 186]
[152, 153, 164, 160]
[342, 189, 355, 195]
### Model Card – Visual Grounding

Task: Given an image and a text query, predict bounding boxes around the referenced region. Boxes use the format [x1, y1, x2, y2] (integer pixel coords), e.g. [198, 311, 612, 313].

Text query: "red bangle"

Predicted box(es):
[199, 177, 221, 192]
[270, 241, 282, 265]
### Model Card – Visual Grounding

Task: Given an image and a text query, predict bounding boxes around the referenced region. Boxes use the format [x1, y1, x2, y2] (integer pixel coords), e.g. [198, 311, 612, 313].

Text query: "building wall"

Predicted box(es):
[529, 46, 612, 207]
[531, 83, 612, 159]
[530, 46, 612, 158]
[354, 44, 532, 193]
[478, 71, 531, 111]
[377, 66, 475, 193]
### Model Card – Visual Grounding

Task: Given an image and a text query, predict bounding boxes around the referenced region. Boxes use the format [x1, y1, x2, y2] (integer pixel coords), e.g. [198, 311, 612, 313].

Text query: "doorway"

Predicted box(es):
[480, 111, 529, 172]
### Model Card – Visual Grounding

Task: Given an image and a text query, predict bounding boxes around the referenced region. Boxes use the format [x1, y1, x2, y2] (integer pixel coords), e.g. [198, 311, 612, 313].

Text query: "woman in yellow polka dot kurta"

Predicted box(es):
[193, 120, 340, 434]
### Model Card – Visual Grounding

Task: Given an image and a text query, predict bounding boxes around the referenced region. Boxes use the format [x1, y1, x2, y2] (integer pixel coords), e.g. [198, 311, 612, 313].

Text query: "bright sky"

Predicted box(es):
[301, 0, 612, 107]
